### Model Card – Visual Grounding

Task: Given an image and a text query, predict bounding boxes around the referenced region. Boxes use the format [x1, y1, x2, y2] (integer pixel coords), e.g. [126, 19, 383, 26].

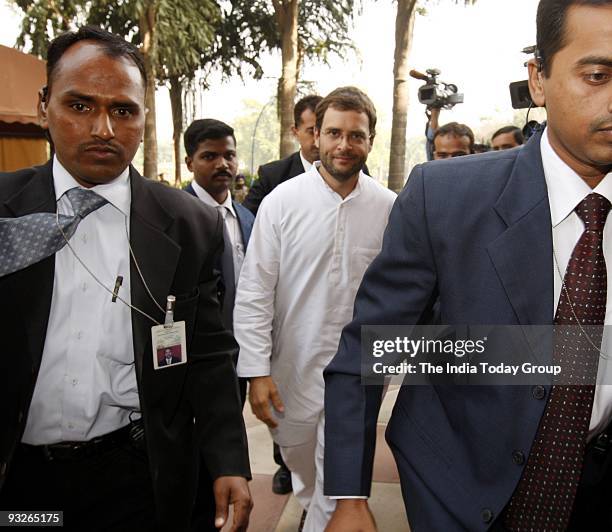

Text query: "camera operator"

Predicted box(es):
[411, 69, 465, 161]
[432, 122, 475, 160]
[425, 107, 441, 161]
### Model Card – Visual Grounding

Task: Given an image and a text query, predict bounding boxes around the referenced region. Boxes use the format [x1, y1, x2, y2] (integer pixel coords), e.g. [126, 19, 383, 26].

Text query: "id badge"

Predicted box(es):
[152, 321, 187, 369]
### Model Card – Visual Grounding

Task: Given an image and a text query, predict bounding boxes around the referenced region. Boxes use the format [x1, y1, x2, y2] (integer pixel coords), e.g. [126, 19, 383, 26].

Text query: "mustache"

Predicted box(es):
[80, 141, 121, 154]
[213, 171, 233, 178]
[591, 117, 612, 132]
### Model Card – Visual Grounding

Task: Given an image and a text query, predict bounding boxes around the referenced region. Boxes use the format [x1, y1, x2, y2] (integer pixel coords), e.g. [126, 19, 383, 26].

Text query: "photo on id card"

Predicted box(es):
[152, 321, 187, 369]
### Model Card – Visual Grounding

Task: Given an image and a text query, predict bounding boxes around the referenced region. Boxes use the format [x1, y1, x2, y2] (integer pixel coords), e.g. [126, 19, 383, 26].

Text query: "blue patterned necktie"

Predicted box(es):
[0, 187, 108, 277]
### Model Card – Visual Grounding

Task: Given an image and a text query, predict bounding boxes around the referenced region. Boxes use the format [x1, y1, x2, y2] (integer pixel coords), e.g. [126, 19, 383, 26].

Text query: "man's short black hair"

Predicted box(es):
[433, 122, 475, 152]
[492, 125, 525, 145]
[294, 95, 323, 127]
[46, 25, 146, 92]
[184, 119, 236, 157]
[536, 0, 611, 77]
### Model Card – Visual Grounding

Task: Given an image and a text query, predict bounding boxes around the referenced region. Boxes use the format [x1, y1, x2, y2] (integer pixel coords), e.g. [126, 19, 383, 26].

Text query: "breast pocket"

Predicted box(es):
[350, 247, 380, 285]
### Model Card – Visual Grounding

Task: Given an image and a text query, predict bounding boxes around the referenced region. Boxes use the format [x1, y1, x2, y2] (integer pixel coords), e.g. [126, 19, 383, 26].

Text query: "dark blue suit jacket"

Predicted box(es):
[324, 131, 554, 531]
[184, 183, 254, 331]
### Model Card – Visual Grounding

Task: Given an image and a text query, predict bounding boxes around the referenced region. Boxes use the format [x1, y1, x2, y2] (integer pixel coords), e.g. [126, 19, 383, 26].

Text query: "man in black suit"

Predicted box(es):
[0, 26, 251, 531]
[159, 348, 181, 367]
[242, 95, 322, 215]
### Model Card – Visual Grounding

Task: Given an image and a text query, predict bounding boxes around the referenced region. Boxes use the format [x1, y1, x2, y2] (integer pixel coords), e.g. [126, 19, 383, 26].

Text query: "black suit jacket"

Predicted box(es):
[159, 355, 181, 366]
[243, 151, 371, 215]
[0, 161, 250, 530]
[242, 151, 305, 215]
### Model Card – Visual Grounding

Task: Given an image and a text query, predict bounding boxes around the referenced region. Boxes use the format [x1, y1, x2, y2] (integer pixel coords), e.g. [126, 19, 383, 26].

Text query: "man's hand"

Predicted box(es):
[248, 376, 284, 428]
[213, 476, 252, 531]
[325, 500, 377, 532]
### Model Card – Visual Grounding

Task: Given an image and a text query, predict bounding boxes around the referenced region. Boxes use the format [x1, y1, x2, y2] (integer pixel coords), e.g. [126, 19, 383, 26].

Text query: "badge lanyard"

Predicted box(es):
[55, 211, 174, 327]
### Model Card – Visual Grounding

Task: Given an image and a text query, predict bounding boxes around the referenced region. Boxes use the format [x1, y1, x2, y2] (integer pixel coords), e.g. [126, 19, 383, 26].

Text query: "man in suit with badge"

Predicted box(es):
[0, 26, 251, 531]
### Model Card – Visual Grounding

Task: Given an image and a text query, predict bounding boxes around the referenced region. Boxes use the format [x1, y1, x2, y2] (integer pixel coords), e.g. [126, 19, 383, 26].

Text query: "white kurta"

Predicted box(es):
[234, 164, 396, 446]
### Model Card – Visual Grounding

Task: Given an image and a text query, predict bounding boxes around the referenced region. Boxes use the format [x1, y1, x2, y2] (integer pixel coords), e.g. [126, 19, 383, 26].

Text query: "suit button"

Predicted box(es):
[17, 411, 23, 424]
[481, 508, 494, 523]
[532, 385, 546, 400]
[512, 450, 525, 465]
[0, 462, 7, 478]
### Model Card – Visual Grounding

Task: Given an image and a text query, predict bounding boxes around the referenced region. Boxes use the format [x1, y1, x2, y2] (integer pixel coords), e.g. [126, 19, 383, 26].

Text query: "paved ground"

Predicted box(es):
[223, 386, 410, 531]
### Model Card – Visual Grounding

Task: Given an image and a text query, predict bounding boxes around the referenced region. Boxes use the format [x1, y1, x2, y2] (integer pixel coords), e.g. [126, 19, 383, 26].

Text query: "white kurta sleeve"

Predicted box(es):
[234, 195, 281, 377]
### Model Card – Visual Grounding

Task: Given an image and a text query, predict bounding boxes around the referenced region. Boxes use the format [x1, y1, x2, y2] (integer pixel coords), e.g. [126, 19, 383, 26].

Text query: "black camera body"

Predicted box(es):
[411, 68, 464, 110]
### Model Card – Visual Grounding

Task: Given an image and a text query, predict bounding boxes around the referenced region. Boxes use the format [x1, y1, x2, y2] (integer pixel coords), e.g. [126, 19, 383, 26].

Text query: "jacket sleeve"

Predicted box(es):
[241, 165, 274, 216]
[323, 165, 438, 496]
[188, 213, 251, 480]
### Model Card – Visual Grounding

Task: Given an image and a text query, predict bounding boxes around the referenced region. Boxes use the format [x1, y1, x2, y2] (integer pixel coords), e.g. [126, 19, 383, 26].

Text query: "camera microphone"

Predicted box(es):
[409, 69, 430, 82]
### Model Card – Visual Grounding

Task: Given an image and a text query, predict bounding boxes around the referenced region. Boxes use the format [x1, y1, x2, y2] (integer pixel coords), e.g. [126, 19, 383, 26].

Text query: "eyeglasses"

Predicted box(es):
[321, 128, 372, 147]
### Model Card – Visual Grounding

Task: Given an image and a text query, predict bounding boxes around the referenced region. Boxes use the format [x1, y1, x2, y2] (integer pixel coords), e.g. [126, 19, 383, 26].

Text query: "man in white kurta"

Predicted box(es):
[234, 87, 396, 532]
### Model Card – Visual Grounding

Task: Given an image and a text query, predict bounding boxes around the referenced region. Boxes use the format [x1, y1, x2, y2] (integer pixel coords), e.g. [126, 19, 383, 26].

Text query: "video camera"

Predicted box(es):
[410, 68, 464, 110]
[510, 45, 544, 140]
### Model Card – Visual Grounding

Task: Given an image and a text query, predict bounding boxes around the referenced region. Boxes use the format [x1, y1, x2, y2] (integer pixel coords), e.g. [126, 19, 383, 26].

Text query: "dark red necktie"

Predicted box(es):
[504, 192, 611, 531]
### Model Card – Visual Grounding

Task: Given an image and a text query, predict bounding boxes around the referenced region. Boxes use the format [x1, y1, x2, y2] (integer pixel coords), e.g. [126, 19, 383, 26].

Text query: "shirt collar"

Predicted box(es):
[541, 127, 612, 227]
[52, 156, 131, 216]
[191, 179, 236, 218]
[300, 151, 314, 172]
[312, 161, 364, 201]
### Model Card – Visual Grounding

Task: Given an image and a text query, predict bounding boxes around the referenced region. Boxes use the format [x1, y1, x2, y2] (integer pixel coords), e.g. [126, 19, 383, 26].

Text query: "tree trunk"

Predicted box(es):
[140, 4, 158, 179]
[273, 0, 299, 158]
[169, 75, 183, 187]
[388, 0, 417, 193]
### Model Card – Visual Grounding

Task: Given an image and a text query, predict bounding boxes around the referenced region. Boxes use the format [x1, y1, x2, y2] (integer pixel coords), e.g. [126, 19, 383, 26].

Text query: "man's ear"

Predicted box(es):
[185, 156, 193, 172]
[291, 125, 298, 139]
[38, 86, 49, 129]
[314, 127, 320, 149]
[368, 134, 375, 153]
[527, 59, 546, 108]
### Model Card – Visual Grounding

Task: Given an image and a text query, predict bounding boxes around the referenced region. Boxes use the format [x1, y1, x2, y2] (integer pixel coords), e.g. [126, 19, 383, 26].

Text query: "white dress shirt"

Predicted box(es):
[234, 164, 396, 446]
[541, 128, 612, 438]
[22, 157, 139, 445]
[191, 181, 245, 284]
[299, 151, 313, 173]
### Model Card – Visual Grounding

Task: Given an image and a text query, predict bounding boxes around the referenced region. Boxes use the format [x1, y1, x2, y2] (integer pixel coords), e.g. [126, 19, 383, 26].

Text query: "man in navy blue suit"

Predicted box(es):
[324, 1, 612, 530]
[184, 119, 255, 531]
[184, 119, 254, 356]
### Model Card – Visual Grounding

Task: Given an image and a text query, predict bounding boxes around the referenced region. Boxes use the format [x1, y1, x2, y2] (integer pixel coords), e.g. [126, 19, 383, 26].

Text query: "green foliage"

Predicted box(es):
[11, 1, 239, 84]
[14, 0, 85, 58]
[225, 0, 361, 67]
[233, 98, 281, 175]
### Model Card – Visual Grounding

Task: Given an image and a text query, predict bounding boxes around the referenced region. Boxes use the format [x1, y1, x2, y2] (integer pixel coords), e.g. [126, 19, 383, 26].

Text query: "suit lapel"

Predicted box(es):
[5, 161, 56, 370]
[129, 169, 181, 381]
[233, 201, 253, 246]
[184, 183, 196, 197]
[487, 132, 554, 326]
